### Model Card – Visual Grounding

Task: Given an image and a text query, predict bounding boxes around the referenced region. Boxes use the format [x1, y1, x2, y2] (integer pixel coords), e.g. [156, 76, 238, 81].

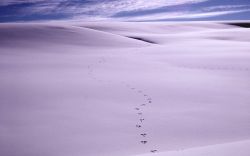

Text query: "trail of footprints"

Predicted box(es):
[124, 83, 158, 153]
[86, 57, 158, 154]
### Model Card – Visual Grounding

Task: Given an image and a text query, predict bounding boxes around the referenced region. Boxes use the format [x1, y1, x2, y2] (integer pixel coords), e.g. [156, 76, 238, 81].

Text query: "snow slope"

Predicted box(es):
[0, 23, 148, 47]
[0, 22, 250, 156]
[135, 140, 250, 156]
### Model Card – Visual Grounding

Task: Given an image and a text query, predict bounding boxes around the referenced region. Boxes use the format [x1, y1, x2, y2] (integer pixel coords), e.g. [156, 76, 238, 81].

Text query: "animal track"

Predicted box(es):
[122, 82, 158, 153]
[140, 118, 145, 122]
[141, 141, 148, 144]
[87, 57, 158, 154]
[151, 150, 158, 153]
[136, 125, 142, 128]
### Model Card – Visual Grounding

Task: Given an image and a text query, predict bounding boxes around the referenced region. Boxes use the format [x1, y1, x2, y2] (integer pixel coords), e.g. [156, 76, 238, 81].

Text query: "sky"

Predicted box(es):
[0, 0, 250, 22]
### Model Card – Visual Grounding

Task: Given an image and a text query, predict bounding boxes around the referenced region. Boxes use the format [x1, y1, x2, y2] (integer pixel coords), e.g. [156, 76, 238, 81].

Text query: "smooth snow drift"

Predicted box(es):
[0, 22, 250, 156]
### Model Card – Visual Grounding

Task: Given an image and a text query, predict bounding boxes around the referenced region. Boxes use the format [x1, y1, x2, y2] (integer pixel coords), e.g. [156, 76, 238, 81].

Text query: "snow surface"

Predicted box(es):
[0, 22, 250, 156]
[136, 140, 250, 156]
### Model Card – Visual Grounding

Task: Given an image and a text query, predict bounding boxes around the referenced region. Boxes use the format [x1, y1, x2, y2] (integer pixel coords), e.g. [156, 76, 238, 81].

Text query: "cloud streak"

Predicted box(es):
[77, 0, 208, 14]
[10, 0, 208, 15]
[109, 4, 250, 21]
[0, 0, 58, 6]
[0, 0, 250, 22]
[114, 9, 250, 21]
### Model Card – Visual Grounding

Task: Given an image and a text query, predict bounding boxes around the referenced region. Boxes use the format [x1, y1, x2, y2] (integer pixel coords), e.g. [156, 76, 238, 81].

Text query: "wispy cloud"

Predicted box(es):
[76, 0, 208, 15]
[115, 9, 250, 21]
[110, 4, 250, 21]
[202, 4, 250, 12]
[1, 0, 250, 22]
[0, 0, 52, 6]
[10, 0, 208, 15]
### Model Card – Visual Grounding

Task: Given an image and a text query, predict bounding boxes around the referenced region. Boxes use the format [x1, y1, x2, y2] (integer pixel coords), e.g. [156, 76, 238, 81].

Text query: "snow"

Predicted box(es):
[0, 22, 250, 156]
[135, 140, 250, 156]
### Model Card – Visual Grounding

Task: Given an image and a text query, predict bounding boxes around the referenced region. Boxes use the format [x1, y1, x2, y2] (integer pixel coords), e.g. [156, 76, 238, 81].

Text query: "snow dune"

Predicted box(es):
[0, 23, 149, 47]
[80, 22, 250, 44]
[0, 22, 250, 156]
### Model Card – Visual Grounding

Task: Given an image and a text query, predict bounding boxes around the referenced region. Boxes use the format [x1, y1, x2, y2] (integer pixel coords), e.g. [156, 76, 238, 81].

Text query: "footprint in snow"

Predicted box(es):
[136, 125, 142, 128]
[150, 150, 158, 153]
[138, 112, 143, 115]
[135, 108, 140, 111]
[140, 119, 145, 122]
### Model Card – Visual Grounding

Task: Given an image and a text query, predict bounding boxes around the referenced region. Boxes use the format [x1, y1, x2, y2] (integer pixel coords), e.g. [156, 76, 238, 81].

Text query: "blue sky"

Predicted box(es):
[0, 0, 250, 22]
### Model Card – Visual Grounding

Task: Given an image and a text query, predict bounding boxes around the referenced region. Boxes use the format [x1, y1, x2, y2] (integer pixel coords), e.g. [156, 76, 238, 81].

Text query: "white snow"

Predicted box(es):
[135, 140, 250, 156]
[0, 22, 250, 156]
